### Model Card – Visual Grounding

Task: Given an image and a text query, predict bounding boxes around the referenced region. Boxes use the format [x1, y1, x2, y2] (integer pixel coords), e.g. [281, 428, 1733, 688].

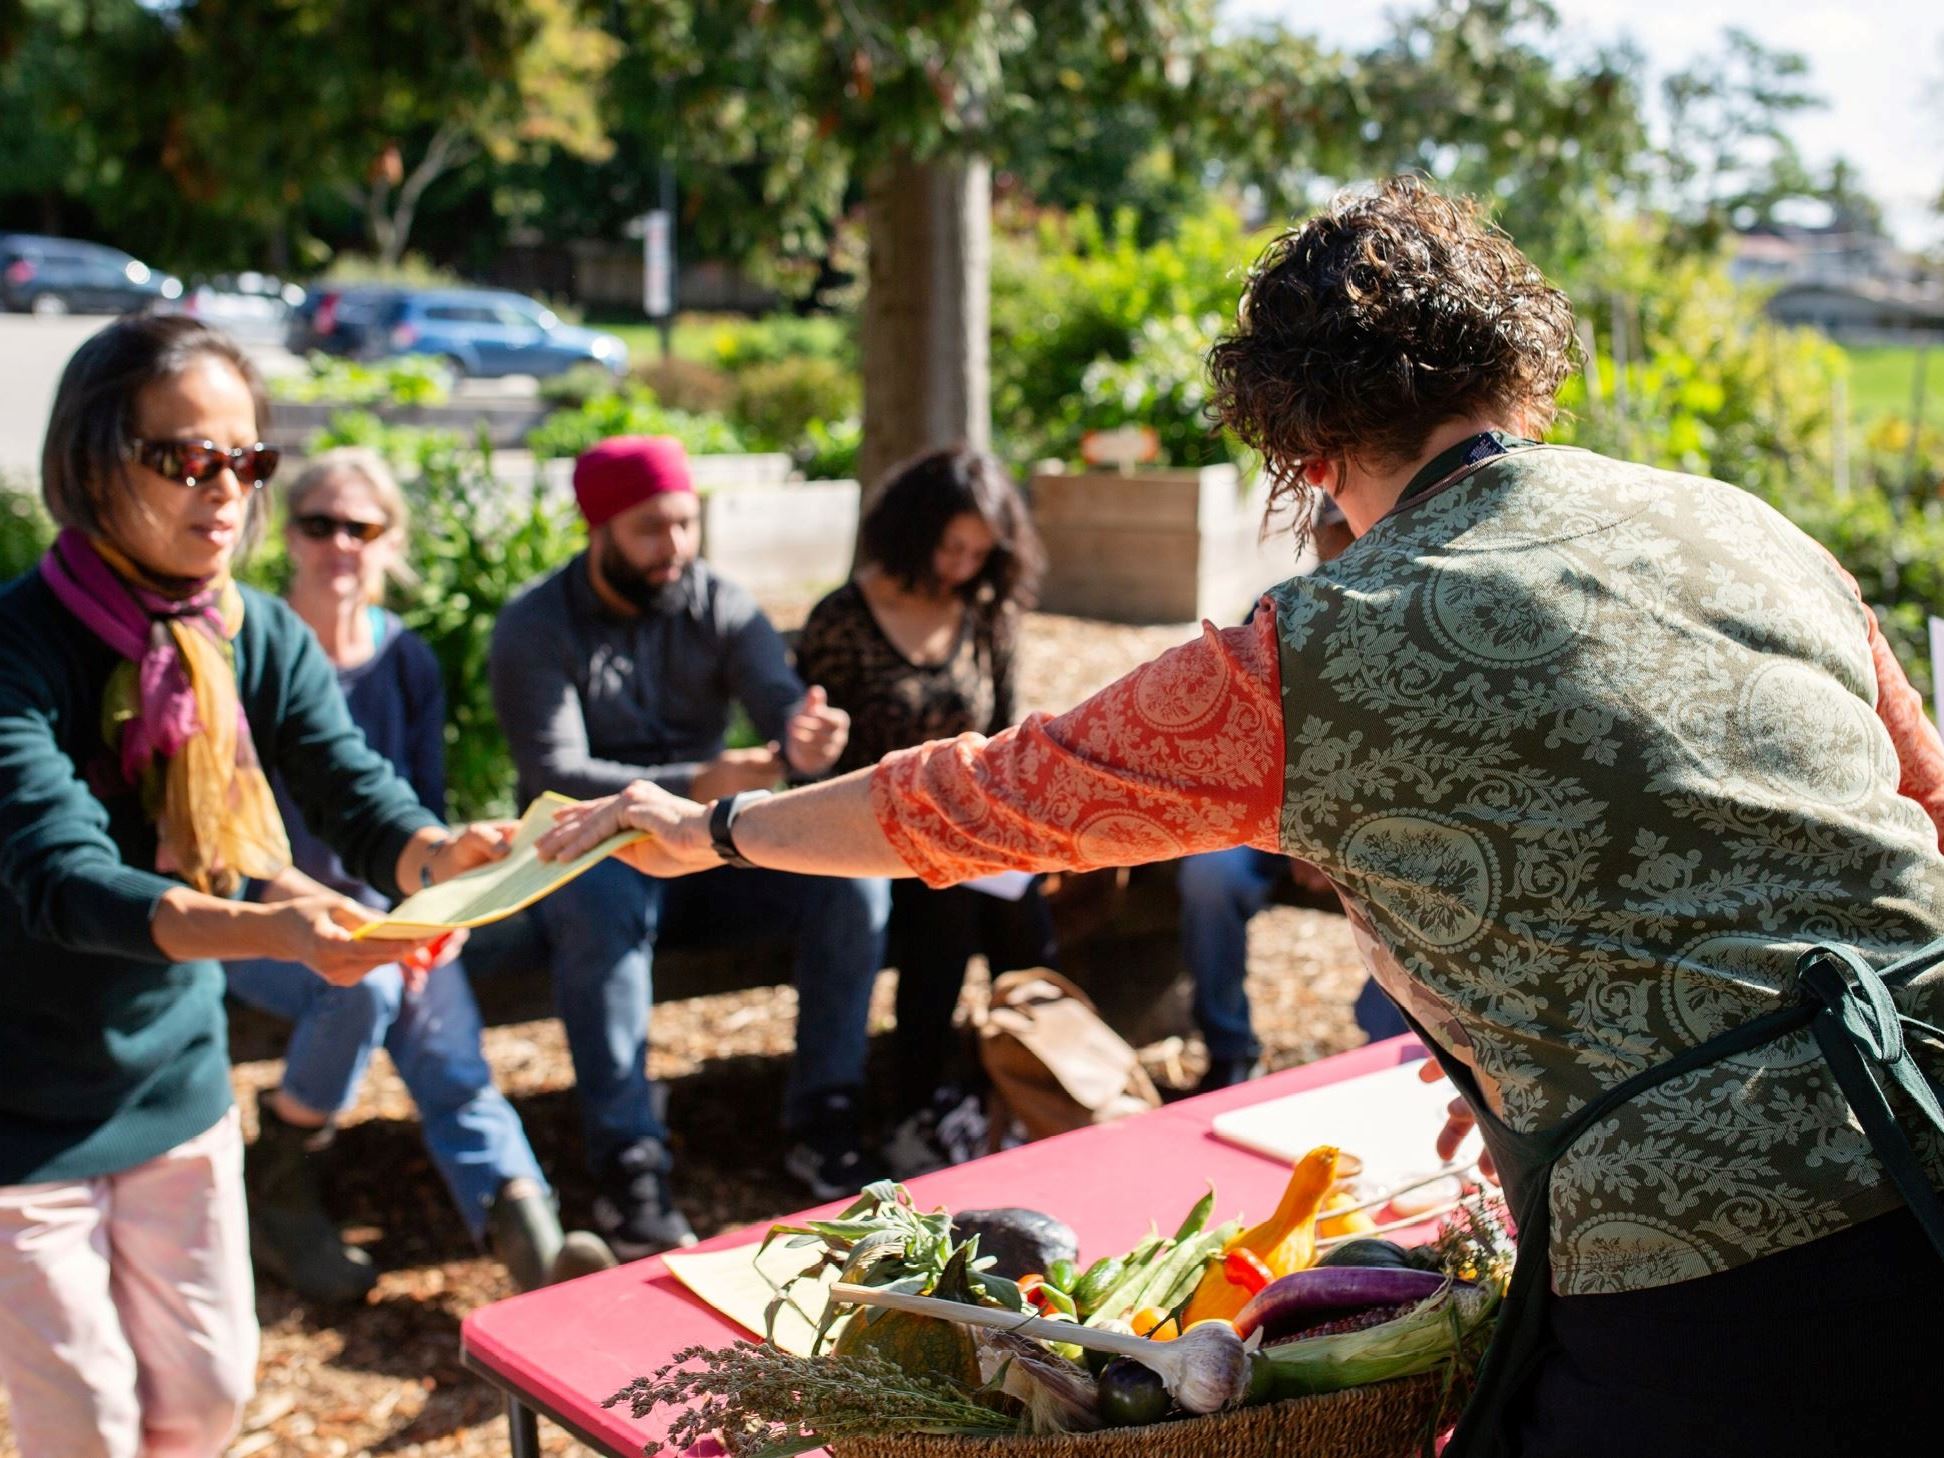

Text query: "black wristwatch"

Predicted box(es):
[708, 790, 770, 869]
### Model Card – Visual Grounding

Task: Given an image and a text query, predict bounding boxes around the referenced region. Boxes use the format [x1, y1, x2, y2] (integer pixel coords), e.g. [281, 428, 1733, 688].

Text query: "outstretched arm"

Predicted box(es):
[539, 608, 1289, 883]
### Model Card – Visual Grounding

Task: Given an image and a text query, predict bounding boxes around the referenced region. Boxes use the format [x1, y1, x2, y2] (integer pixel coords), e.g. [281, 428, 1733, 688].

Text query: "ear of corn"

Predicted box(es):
[1261, 1282, 1499, 1398]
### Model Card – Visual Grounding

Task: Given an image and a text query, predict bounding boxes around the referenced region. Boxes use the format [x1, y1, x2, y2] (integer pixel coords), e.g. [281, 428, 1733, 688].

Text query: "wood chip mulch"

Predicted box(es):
[0, 610, 1371, 1458]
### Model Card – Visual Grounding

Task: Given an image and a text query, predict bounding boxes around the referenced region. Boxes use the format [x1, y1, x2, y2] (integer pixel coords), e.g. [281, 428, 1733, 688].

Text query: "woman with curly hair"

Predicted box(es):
[539, 177, 1944, 1456]
[794, 446, 1053, 1173]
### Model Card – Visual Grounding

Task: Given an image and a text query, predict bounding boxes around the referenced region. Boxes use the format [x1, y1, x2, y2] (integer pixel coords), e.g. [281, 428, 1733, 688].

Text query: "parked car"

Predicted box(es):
[178, 271, 305, 346]
[372, 288, 628, 379]
[0, 233, 182, 315]
[286, 283, 402, 358]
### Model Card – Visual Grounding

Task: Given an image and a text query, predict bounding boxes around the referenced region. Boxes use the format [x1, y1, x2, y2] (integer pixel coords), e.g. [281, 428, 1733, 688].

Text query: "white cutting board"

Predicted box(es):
[1211, 1058, 1482, 1194]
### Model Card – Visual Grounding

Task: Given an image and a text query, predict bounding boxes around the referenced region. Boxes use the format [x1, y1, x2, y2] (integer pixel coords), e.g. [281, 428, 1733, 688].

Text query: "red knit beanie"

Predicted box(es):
[572, 436, 694, 529]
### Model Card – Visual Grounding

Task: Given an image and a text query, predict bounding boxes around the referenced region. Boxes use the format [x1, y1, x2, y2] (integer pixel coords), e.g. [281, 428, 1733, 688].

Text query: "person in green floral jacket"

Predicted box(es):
[539, 177, 1944, 1458]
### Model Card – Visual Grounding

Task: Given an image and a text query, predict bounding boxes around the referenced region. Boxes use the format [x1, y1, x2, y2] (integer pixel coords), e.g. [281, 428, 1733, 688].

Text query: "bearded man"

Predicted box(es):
[489, 436, 890, 1256]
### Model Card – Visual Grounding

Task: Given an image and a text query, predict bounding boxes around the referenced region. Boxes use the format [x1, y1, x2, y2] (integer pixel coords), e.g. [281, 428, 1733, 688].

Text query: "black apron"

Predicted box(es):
[1417, 937, 1944, 1457]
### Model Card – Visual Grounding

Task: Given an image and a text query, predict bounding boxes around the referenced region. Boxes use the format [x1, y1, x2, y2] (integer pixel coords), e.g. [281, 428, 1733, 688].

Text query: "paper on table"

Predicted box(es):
[355, 792, 648, 939]
[962, 870, 1034, 902]
[1210, 1057, 1480, 1195]
[663, 1238, 838, 1357]
[1930, 616, 1944, 726]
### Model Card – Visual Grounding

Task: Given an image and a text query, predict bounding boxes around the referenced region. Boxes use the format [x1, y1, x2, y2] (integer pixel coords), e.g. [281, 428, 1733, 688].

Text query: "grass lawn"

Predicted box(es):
[1842, 343, 1944, 428]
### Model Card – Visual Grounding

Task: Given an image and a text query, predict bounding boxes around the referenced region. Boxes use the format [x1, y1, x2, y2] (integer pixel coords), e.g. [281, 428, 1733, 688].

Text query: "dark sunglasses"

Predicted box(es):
[293, 513, 389, 544]
[129, 438, 281, 489]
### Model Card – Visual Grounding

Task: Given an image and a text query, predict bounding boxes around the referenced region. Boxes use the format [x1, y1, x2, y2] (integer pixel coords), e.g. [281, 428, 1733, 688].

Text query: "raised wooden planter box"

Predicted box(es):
[1029, 464, 1299, 625]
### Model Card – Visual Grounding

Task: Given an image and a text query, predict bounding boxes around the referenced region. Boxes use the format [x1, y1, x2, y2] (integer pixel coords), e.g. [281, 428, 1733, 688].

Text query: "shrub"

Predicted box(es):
[730, 356, 861, 454]
[526, 389, 746, 461]
[272, 354, 453, 408]
[398, 447, 584, 819]
[693, 312, 855, 370]
[990, 206, 1261, 465]
[633, 357, 738, 418]
[0, 483, 54, 583]
[800, 416, 863, 482]
[306, 411, 470, 471]
[538, 362, 627, 409]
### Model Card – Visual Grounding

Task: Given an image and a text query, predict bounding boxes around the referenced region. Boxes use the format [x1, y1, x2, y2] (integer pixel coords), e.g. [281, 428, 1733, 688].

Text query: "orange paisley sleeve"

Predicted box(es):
[868, 604, 1287, 887]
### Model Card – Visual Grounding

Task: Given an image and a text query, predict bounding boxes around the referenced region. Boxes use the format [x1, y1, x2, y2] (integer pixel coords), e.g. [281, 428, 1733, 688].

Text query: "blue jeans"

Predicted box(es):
[534, 859, 891, 1171]
[224, 956, 546, 1241]
[1176, 847, 1409, 1056]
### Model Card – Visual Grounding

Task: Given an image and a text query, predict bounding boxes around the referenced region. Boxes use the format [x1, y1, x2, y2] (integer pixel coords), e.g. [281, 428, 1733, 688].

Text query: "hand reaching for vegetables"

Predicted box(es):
[1417, 1058, 1498, 1184]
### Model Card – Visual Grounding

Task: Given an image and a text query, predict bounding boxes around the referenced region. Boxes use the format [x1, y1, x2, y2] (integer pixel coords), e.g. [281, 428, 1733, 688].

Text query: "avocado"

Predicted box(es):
[952, 1207, 1080, 1279]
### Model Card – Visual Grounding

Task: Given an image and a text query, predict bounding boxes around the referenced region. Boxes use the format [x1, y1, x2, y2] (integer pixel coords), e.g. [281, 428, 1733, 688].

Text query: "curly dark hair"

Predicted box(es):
[1207, 175, 1576, 516]
[858, 445, 1044, 617]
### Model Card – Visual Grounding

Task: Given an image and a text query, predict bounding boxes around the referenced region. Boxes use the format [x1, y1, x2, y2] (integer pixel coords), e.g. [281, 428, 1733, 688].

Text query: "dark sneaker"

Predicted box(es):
[592, 1139, 697, 1261]
[785, 1090, 889, 1202]
[883, 1085, 990, 1180]
[1195, 1055, 1267, 1094]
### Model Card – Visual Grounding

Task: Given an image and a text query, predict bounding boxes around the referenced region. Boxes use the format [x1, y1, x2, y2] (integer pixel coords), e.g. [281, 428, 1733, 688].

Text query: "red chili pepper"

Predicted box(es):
[1223, 1248, 1273, 1295]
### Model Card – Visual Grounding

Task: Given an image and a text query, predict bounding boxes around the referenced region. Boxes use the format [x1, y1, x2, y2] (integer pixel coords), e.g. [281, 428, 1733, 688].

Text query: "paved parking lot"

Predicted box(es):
[0, 314, 303, 481]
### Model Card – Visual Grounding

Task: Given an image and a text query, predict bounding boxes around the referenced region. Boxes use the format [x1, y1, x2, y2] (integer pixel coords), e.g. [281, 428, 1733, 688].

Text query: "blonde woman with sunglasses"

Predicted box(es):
[225, 449, 612, 1305]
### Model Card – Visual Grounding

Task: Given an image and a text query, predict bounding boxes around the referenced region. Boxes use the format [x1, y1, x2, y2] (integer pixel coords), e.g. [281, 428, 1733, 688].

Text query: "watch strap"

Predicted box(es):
[708, 790, 770, 869]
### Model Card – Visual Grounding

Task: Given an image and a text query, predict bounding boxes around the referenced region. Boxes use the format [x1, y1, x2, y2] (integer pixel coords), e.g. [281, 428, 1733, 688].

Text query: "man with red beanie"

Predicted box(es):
[490, 437, 891, 1254]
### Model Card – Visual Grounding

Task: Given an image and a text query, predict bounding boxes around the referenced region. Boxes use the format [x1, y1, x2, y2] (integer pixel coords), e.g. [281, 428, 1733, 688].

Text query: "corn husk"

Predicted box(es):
[1261, 1280, 1498, 1397]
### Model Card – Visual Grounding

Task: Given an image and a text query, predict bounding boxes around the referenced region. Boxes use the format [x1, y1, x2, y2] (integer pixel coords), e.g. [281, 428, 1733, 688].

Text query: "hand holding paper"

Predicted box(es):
[355, 793, 650, 940]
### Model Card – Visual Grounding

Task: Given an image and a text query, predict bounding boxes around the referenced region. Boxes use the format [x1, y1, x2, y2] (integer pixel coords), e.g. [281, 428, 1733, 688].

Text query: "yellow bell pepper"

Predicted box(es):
[1318, 1188, 1378, 1239]
[1178, 1145, 1340, 1327]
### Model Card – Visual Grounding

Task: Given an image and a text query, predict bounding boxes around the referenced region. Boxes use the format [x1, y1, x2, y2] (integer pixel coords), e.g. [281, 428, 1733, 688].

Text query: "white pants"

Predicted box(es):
[0, 1108, 257, 1458]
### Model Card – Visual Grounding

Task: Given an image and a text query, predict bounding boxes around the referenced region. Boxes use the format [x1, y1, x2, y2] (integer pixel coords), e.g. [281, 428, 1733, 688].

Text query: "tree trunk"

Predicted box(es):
[858, 151, 991, 496]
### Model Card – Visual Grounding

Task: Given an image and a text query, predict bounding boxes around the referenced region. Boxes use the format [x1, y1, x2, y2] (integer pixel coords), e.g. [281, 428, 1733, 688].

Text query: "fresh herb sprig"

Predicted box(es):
[608, 1343, 1018, 1458]
[760, 1180, 1024, 1350]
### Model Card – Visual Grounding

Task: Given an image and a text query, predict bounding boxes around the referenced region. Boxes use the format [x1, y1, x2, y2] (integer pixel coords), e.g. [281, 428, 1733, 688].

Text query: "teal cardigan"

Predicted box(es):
[0, 571, 439, 1183]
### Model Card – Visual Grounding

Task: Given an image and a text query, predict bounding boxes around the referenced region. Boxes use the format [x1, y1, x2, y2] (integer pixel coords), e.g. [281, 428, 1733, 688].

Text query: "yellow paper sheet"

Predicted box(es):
[662, 1238, 842, 1357]
[356, 792, 647, 939]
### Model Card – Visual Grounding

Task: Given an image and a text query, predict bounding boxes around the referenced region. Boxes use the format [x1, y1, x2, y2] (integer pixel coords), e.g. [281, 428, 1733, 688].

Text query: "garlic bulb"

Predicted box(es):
[1137, 1321, 1251, 1415]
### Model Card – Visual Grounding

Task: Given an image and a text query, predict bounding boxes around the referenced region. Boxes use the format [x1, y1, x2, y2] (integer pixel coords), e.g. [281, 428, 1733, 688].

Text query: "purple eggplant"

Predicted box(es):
[1234, 1266, 1454, 1341]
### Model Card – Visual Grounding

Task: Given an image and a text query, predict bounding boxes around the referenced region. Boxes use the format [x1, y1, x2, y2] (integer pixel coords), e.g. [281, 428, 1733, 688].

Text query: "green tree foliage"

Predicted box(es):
[0, 0, 617, 269]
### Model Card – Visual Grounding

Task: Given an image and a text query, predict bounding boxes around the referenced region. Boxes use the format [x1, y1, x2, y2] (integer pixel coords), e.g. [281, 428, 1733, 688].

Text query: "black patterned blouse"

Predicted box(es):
[795, 581, 1017, 779]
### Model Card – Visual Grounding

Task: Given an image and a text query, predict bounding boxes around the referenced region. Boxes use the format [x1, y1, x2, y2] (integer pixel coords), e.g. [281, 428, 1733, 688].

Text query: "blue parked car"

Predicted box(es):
[374, 288, 628, 379]
[0, 233, 182, 316]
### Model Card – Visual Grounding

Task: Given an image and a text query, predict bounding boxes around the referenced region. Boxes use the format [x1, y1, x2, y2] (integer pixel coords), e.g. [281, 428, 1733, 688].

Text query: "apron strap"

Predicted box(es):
[1437, 934, 1944, 1458]
[1796, 945, 1944, 1261]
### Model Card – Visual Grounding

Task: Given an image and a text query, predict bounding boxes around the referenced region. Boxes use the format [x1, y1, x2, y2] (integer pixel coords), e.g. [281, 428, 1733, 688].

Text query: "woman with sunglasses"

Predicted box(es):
[0, 316, 510, 1458]
[225, 448, 612, 1305]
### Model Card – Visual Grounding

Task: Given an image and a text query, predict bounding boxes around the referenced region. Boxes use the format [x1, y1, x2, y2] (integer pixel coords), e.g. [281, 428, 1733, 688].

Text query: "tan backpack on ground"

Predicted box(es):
[977, 968, 1162, 1147]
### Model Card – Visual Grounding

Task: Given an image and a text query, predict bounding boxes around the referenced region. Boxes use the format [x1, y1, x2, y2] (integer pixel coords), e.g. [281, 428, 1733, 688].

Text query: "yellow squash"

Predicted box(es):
[1178, 1145, 1340, 1327]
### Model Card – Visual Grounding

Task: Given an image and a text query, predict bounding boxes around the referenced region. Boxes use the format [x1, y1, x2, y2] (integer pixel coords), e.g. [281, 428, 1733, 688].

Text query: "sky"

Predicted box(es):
[1225, 0, 1944, 249]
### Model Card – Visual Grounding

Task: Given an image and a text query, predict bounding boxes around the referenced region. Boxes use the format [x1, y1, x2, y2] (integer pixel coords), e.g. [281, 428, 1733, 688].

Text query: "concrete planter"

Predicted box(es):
[272, 399, 553, 449]
[1029, 464, 1298, 624]
[699, 478, 860, 599]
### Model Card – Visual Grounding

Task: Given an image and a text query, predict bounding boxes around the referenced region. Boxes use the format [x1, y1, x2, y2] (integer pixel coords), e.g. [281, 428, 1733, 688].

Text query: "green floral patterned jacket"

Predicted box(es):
[1268, 445, 1944, 1294]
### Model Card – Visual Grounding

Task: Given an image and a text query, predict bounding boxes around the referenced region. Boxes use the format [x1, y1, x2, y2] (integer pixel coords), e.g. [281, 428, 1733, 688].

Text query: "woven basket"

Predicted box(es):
[832, 1372, 1453, 1458]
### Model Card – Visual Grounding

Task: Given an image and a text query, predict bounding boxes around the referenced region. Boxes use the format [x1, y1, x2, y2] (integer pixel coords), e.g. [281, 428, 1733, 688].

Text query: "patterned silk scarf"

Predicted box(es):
[40, 528, 290, 895]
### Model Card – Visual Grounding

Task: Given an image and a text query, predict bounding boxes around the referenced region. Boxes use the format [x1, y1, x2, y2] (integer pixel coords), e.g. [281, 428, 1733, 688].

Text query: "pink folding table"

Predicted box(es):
[460, 1035, 1430, 1456]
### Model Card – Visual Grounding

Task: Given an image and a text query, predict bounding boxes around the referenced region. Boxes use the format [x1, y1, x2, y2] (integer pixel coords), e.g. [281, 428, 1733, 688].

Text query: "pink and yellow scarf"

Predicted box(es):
[40, 528, 290, 895]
